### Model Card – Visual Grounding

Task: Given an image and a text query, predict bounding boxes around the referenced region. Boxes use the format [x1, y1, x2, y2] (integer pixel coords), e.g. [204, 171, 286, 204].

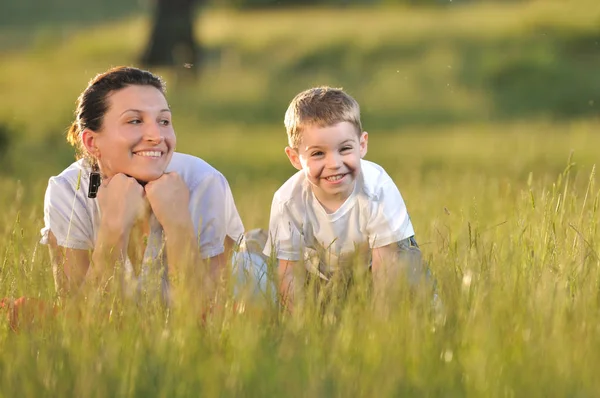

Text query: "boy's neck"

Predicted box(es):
[311, 183, 356, 214]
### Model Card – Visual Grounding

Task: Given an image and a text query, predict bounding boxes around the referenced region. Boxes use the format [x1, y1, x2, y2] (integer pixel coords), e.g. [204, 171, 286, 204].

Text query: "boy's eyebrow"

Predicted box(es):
[305, 139, 355, 151]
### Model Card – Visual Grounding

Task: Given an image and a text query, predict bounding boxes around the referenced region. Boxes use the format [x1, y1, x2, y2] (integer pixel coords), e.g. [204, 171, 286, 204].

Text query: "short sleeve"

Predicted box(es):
[366, 182, 415, 249]
[263, 195, 302, 261]
[189, 172, 244, 259]
[223, 180, 245, 244]
[40, 175, 94, 250]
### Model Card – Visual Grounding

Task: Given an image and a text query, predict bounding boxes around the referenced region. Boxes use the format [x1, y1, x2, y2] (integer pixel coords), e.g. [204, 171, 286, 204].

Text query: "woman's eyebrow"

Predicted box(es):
[120, 109, 142, 116]
[119, 108, 171, 116]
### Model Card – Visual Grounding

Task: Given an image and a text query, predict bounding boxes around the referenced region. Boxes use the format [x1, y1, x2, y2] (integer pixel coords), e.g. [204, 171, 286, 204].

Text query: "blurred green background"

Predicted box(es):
[1, 0, 598, 189]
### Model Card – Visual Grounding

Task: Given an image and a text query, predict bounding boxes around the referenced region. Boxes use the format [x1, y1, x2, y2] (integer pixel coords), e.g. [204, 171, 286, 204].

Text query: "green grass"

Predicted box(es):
[1, 1, 600, 396]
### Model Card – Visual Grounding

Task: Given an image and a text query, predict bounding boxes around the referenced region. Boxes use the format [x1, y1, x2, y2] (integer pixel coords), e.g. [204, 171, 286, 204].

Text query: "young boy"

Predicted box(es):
[263, 86, 423, 308]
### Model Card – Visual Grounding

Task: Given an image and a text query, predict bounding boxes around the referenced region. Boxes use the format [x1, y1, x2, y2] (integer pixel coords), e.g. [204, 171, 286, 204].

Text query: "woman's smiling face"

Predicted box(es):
[84, 84, 176, 182]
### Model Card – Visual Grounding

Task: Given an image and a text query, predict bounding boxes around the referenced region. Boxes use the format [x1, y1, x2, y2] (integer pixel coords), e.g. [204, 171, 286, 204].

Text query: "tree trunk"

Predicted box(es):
[140, 0, 202, 70]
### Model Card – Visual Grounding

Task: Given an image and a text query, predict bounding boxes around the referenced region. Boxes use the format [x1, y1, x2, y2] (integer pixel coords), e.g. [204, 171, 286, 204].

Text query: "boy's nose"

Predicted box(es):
[326, 153, 342, 168]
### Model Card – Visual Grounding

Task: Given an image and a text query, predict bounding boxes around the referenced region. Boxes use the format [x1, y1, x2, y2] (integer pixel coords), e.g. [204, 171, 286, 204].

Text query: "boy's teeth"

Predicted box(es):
[135, 151, 161, 157]
[327, 174, 343, 181]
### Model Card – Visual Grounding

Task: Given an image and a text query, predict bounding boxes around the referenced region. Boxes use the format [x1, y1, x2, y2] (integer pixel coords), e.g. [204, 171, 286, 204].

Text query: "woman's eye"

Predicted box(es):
[128, 119, 142, 125]
[159, 119, 171, 126]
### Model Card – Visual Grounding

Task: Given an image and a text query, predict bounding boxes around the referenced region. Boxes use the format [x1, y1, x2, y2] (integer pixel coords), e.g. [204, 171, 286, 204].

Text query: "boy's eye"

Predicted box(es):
[341, 146, 353, 152]
[311, 151, 324, 157]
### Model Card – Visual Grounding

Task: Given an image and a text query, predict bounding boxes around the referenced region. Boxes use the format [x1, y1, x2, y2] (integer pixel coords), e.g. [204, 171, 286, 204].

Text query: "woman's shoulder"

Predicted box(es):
[166, 152, 227, 189]
[47, 159, 89, 189]
[44, 160, 92, 209]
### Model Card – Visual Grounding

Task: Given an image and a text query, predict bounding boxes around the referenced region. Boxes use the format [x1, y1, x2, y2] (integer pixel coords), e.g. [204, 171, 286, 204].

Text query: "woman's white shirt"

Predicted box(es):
[40, 152, 244, 272]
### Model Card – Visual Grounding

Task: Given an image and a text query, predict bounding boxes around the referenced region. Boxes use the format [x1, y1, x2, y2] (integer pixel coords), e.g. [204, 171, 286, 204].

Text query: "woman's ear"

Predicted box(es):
[359, 131, 368, 158]
[284, 146, 303, 171]
[81, 129, 100, 159]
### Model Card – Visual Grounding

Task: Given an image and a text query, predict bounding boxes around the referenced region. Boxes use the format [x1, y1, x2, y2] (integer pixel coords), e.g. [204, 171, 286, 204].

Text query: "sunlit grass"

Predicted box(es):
[1, 134, 599, 395]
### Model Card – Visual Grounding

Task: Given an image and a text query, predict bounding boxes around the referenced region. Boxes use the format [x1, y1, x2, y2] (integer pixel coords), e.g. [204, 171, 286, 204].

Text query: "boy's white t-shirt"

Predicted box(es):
[40, 152, 244, 266]
[263, 159, 414, 276]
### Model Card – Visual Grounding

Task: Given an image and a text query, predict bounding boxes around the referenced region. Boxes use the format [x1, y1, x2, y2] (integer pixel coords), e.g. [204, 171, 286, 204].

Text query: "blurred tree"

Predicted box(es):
[141, 0, 206, 71]
[226, 0, 319, 7]
[0, 122, 13, 175]
[214, 0, 457, 8]
[214, 0, 363, 8]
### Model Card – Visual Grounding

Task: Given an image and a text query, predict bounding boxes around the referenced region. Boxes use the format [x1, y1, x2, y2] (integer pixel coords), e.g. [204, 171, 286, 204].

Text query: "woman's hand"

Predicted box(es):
[97, 173, 147, 234]
[145, 172, 202, 293]
[89, 173, 147, 288]
[1, 297, 58, 332]
[144, 172, 192, 232]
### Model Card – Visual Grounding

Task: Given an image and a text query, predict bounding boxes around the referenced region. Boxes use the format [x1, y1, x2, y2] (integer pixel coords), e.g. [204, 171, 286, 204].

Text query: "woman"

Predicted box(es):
[40, 66, 245, 303]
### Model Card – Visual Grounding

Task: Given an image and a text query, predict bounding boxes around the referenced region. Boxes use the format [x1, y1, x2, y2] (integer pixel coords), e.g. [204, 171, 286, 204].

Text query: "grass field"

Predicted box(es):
[1, 1, 600, 396]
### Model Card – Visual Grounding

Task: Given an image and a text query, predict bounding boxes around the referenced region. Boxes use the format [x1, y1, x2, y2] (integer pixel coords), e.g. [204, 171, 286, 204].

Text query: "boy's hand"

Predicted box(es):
[371, 237, 424, 300]
[278, 259, 299, 313]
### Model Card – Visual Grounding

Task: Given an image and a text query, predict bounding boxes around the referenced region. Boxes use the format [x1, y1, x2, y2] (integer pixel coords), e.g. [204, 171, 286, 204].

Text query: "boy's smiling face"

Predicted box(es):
[285, 121, 368, 211]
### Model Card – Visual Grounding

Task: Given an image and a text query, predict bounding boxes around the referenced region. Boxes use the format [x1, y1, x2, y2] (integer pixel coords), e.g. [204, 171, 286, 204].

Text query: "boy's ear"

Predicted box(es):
[359, 131, 368, 158]
[81, 128, 101, 159]
[284, 146, 303, 171]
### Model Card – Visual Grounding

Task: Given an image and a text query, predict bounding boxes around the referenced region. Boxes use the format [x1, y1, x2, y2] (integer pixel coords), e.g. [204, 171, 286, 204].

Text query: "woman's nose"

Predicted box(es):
[144, 122, 164, 144]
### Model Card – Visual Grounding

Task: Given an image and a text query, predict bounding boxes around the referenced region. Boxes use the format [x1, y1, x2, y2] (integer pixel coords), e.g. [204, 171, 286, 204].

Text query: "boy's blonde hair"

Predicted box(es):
[284, 86, 363, 148]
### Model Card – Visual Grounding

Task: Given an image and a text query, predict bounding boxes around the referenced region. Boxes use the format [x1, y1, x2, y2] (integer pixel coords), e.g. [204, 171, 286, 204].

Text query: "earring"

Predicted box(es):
[87, 162, 101, 199]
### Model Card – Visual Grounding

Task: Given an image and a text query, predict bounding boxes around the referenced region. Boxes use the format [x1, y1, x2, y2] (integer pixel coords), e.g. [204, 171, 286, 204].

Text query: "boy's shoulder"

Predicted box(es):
[271, 169, 307, 205]
[359, 159, 397, 200]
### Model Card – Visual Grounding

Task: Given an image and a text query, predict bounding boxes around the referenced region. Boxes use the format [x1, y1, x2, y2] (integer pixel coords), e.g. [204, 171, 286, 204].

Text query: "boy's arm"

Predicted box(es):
[371, 236, 422, 297]
[278, 259, 299, 311]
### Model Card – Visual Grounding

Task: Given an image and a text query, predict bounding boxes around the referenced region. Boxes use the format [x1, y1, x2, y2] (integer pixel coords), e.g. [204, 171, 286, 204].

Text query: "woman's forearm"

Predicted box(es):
[162, 221, 207, 292]
[90, 222, 130, 288]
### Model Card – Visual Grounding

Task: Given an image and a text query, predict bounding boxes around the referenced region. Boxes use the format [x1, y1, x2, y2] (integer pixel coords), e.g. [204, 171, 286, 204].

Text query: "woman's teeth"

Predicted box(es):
[135, 151, 162, 158]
